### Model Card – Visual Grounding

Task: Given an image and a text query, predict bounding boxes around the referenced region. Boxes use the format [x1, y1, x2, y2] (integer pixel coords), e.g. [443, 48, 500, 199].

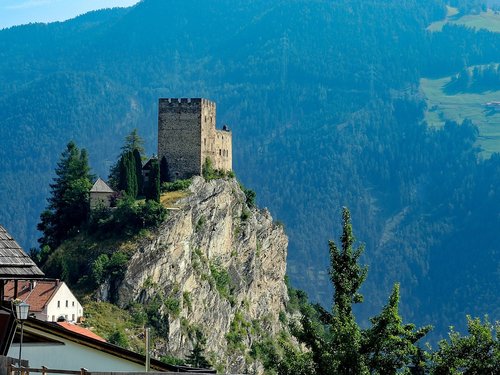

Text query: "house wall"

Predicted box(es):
[90, 192, 113, 209]
[45, 283, 83, 322]
[8, 339, 145, 373]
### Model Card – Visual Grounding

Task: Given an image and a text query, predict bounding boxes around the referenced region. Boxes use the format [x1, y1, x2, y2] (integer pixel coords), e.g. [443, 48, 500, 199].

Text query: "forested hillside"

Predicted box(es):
[0, 0, 499, 340]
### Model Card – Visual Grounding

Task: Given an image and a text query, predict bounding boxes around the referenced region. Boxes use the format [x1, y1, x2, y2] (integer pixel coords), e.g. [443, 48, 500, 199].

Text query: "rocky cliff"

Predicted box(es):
[106, 176, 288, 372]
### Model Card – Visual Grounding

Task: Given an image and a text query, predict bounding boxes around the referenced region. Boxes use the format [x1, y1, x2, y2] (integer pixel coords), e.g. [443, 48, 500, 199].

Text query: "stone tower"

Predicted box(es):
[158, 98, 232, 181]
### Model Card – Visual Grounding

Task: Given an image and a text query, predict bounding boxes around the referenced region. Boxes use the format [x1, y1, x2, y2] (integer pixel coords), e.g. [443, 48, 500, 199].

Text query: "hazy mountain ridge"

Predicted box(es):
[0, 0, 499, 340]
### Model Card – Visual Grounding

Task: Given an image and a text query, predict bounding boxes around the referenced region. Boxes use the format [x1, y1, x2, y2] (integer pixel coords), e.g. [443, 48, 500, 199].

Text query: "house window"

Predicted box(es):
[72, 301, 75, 307]
[72, 314, 75, 321]
[57, 301, 60, 308]
[66, 300, 68, 307]
[52, 315, 55, 322]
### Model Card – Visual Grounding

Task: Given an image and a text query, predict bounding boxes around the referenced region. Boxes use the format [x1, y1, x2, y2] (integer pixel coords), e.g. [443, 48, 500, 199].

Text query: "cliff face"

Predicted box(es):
[110, 176, 288, 372]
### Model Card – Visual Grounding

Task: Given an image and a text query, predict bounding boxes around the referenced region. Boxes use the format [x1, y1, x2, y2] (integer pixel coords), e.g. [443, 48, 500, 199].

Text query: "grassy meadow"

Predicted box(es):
[428, 7, 500, 33]
[420, 76, 500, 156]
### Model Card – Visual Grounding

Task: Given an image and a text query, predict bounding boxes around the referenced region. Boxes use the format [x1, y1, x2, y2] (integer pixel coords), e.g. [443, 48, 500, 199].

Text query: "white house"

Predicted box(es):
[6, 317, 203, 373]
[4, 280, 83, 323]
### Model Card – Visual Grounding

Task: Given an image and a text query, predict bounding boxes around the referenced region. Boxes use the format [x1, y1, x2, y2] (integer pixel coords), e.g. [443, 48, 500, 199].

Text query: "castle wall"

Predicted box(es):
[158, 98, 203, 180]
[214, 129, 232, 171]
[158, 98, 232, 181]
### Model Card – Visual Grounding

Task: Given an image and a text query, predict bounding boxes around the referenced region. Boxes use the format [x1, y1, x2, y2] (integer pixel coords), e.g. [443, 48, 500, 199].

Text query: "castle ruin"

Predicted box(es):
[158, 98, 232, 181]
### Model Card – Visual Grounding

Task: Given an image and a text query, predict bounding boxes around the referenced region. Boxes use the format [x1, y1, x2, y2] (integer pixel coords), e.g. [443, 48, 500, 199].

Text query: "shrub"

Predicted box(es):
[161, 178, 192, 192]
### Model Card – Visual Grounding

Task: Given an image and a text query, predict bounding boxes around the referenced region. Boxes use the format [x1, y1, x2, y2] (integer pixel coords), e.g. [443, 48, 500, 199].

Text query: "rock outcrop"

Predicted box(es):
[112, 176, 288, 372]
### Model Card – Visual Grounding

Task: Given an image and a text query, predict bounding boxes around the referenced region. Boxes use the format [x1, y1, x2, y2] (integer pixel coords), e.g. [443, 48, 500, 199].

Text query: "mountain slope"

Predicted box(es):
[0, 0, 499, 340]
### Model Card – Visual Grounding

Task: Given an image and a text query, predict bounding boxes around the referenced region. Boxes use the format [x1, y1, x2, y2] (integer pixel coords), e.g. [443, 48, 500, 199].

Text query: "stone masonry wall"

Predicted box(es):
[158, 98, 232, 181]
[158, 98, 203, 180]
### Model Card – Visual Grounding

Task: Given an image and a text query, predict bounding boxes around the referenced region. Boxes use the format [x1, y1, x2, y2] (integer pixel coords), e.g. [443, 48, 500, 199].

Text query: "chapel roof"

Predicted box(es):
[90, 178, 114, 193]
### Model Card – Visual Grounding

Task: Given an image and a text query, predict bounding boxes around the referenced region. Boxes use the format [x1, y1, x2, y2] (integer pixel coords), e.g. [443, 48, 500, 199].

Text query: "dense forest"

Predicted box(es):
[0, 0, 499, 341]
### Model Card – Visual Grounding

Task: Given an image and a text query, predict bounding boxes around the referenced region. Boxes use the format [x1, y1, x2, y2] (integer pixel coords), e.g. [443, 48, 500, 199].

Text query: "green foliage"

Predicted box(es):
[209, 260, 234, 302]
[89, 196, 167, 237]
[160, 355, 185, 366]
[185, 334, 212, 369]
[37, 141, 94, 252]
[122, 128, 145, 155]
[144, 158, 160, 202]
[108, 329, 129, 348]
[164, 296, 181, 318]
[161, 178, 192, 192]
[329, 207, 367, 318]
[160, 156, 169, 183]
[362, 283, 432, 374]
[430, 316, 500, 374]
[276, 209, 432, 375]
[202, 157, 231, 181]
[226, 311, 251, 352]
[240, 208, 251, 221]
[244, 188, 256, 208]
[133, 148, 144, 196]
[118, 151, 138, 198]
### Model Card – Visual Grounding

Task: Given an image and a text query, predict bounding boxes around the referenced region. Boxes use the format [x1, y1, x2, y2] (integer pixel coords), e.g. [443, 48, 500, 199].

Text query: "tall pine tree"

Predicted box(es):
[145, 158, 160, 203]
[37, 141, 94, 250]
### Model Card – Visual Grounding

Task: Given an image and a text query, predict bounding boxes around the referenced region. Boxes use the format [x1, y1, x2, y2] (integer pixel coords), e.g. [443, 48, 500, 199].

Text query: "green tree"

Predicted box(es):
[327, 207, 368, 374]
[185, 332, 211, 369]
[37, 141, 94, 251]
[430, 316, 499, 374]
[362, 283, 432, 374]
[118, 151, 138, 198]
[133, 148, 144, 195]
[109, 129, 145, 189]
[160, 155, 169, 183]
[121, 128, 145, 154]
[145, 158, 160, 202]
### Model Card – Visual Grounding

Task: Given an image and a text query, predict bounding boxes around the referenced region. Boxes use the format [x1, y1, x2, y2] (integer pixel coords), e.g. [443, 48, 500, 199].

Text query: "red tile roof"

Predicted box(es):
[56, 321, 106, 342]
[3, 280, 60, 312]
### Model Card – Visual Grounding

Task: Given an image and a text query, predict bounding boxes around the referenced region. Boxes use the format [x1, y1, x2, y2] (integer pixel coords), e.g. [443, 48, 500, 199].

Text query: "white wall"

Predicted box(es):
[8, 336, 145, 372]
[45, 283, 83, 323]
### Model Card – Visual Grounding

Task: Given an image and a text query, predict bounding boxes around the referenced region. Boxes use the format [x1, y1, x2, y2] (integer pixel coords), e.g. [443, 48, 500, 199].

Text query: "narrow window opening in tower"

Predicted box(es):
[219, 149, 222, 156]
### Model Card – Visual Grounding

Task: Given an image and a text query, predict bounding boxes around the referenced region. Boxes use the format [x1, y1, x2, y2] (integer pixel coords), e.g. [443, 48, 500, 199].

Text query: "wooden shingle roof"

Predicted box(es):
[0, 225, 44, 280]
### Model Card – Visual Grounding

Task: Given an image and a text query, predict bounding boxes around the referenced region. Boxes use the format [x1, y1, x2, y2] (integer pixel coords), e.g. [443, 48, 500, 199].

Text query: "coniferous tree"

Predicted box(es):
[145, 158, 160, 202]
[37, 141, 94, 251]
[118, 151, 138, 198]
[109, 129, 145, 189]
[361, 284, 432, 374]
[327, 207, 368, 374]
[133, 148, 144, 195]
[160, 156, 169, 183]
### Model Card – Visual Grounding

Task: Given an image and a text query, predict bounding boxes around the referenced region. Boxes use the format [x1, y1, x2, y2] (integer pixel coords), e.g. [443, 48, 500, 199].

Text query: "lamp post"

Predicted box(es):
[14, 301, 30, 374]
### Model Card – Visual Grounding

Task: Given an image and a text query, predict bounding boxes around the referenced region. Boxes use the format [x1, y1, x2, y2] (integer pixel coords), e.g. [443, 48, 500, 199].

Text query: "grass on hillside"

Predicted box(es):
[160, 190, 189, 208]
[428, 7, 500, 33]
[420, 76, 500, 156]
[82, 300, 146, 353]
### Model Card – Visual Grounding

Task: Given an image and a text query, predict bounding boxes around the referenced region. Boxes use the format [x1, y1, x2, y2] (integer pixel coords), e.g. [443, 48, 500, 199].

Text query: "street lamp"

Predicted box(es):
[14, 301, 30, 374]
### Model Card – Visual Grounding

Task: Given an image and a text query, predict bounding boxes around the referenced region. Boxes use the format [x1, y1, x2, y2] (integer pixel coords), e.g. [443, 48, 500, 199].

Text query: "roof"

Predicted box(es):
[20, 318, 215, 373]
[56, 321, 106, 342]
[90, 178, 114, 193]
[3, 280, 61, 312]
[142, 157, 157, 170]
[0, 225, 44, 280]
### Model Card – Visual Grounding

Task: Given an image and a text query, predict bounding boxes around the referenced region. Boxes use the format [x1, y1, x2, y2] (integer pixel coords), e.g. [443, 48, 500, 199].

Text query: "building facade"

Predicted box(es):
[158, 98, 232, 181]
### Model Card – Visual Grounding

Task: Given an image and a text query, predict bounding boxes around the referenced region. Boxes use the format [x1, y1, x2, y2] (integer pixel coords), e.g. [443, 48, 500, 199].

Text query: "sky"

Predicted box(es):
[0, 0, 140, 29]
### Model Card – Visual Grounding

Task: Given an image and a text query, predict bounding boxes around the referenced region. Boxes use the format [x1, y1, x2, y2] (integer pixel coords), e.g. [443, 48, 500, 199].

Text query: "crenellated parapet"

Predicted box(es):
[158, 98, 232, 181]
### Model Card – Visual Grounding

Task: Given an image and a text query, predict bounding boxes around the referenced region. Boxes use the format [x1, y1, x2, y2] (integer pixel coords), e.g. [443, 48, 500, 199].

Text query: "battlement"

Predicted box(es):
[158, 98, 232, 180]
